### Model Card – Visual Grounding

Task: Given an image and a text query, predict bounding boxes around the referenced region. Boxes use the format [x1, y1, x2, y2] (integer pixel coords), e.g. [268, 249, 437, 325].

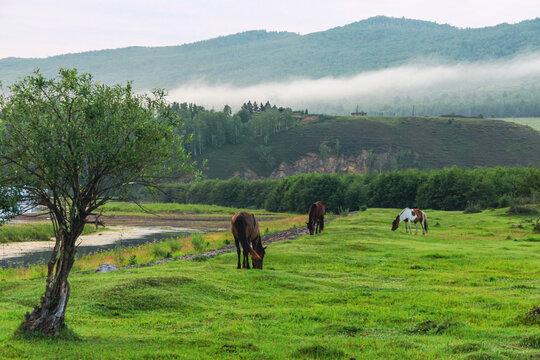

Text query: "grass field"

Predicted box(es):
[0, 223, 101, 244]
[497, 118, 540, 131]
[99, 202, 288, 218]
[0, 208, 539, 359]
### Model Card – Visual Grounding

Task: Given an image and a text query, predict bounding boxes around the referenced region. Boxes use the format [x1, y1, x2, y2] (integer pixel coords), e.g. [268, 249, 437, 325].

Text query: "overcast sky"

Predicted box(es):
[1, 0, 539, 59]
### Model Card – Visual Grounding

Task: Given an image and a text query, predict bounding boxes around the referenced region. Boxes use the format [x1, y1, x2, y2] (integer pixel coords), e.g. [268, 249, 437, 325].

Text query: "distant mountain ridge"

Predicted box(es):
[1, 16, 540, 90]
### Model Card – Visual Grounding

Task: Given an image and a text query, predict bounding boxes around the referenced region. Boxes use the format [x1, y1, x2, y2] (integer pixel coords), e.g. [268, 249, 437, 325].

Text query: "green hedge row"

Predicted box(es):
[152, 167, 540, 213]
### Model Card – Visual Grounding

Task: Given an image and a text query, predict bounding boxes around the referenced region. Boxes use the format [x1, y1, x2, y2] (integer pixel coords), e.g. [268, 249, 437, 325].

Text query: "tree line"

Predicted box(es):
[170, 101, 300, 156]
[146, 167, 540, 213]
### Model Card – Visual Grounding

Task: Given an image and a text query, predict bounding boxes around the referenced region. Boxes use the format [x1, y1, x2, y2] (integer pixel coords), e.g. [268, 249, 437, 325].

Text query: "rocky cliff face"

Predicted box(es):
[269, 151, 391, 179]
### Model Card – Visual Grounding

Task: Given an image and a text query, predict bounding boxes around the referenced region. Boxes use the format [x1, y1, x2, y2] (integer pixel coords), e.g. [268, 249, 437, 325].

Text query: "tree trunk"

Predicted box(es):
[19, 227, 79, 336]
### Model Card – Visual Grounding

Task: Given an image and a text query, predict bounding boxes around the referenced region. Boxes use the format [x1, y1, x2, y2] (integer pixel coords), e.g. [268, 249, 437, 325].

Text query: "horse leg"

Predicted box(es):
[243, 251, 250, 269]
[415, 222, 418, 235]
[421, 220, 425, 235]
[235, 238, 241, 269]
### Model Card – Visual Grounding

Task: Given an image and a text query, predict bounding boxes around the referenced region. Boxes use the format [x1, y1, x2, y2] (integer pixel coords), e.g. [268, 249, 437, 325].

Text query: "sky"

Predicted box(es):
[1, 0, 539, 59]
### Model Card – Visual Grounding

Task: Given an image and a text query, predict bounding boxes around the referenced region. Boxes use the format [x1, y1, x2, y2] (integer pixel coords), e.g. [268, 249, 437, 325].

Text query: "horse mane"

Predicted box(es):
[308, 203, 316, 223]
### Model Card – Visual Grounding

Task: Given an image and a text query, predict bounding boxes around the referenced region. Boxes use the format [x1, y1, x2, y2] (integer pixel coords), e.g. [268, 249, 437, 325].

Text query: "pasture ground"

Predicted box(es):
[0, 208, 539, 359]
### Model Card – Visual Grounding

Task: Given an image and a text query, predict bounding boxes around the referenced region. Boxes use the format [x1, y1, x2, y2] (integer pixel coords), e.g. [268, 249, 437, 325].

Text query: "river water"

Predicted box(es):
[0, 229, 196, 269]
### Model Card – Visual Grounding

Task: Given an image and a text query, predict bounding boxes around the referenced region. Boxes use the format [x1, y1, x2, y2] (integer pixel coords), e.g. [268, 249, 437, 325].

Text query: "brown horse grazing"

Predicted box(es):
[231, 212, 266, 269]
[307, 201, 326, 235]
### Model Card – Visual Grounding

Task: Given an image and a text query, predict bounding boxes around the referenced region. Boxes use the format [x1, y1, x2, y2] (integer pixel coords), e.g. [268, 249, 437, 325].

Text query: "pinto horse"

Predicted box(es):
[231, 212, 266, 269]
[307, 201, 326, 235]
[391, 207, 428, 235]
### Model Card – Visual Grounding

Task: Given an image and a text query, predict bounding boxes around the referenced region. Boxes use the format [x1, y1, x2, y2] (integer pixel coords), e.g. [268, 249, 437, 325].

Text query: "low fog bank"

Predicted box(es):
[169, 53, 540, 117]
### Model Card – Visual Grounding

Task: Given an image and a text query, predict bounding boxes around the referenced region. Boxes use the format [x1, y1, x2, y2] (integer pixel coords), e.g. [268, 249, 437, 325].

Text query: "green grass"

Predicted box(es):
[100, 202, 287, 217]
[0, 223, 101, 244]
[497, 118, 540, 131]
[0, 208, 539, 359]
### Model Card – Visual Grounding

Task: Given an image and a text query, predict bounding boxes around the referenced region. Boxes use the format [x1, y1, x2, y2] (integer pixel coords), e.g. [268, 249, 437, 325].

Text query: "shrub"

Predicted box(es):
[498, 194, 512, 208]
[463, 201, 482, 214]
[128, 255, 137, 266]
[533, 219, 540, 233]
[507, 204, 539, 215]
[191, 233, 209, 252]
[152, 242, 172, 259]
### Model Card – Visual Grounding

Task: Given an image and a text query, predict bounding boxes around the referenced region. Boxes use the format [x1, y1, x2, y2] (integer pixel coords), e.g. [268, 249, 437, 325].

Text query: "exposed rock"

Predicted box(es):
[270, 151, 391, 179]
[96, 263, 117, 273]
[301, 115, 319, 124]
[232, 168, 259, 180]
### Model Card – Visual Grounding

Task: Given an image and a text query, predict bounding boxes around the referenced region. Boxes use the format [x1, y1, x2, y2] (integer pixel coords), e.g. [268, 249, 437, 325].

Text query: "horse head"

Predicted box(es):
[307, 220, 315, 235]
[391, 216, 400, 231]
[251, 245, 267, 269]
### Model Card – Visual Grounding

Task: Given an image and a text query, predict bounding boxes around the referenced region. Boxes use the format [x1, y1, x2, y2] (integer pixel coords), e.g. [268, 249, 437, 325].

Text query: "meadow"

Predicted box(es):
[0, 208, 539, 359]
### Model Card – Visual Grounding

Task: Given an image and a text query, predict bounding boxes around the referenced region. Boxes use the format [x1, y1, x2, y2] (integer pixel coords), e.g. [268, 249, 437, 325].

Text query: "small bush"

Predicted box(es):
[533, 219, 540, 233]
[359, 204, 368, 212]
[516, 306, 540, 326]
[507, 199, 539, 215]
[128, 255, 137, 266]
[520, 335, 540, 349]
[463, 201, 482, 214]
[168, 240, 182, 253]
[152, 242, 172, 259]
[191, 233, 209, 252]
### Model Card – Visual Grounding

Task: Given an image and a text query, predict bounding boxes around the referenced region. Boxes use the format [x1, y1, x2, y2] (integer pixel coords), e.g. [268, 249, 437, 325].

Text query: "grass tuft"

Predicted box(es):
[293, 345, 345, 359]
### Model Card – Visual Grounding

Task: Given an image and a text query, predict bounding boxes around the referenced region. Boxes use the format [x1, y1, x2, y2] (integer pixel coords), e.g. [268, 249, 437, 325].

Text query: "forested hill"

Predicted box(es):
[2, 16, 540, 89]
[194, 114, 540, 179]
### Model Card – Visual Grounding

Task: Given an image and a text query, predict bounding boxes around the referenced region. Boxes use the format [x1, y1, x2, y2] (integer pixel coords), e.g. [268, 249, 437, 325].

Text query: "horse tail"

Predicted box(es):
[423, 213, 428, 233]
[234, 214, 261, 260]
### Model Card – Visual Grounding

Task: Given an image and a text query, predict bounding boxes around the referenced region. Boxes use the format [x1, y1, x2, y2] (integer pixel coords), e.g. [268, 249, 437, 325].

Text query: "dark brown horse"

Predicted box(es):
[231, 212, 266, 269]
[307, 201, 326, 235]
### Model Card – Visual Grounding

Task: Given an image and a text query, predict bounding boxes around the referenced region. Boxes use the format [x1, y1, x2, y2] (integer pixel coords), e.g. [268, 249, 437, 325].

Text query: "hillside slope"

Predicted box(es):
[200, 116, 540, 179]
[1, 17, 540, 89]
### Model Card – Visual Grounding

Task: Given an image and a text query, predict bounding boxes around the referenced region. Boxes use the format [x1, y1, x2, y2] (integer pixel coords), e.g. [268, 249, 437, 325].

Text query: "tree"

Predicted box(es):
[0, 187, 21, 224]
[222, 104, 232, 117]
[0, 69, 194, 336]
